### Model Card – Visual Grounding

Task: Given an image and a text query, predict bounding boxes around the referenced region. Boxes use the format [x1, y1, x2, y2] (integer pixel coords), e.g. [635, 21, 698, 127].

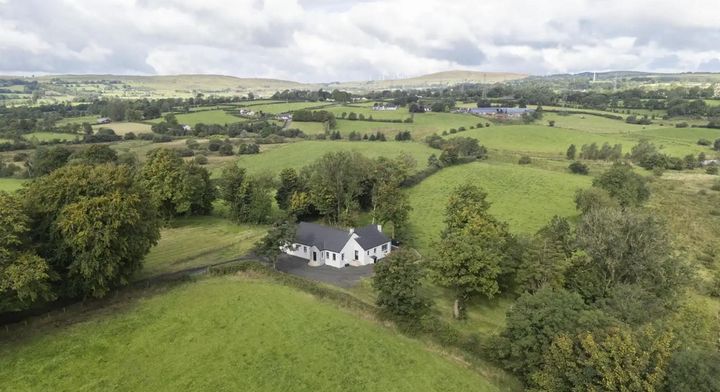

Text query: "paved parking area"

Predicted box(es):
[275, 255, 375, 288]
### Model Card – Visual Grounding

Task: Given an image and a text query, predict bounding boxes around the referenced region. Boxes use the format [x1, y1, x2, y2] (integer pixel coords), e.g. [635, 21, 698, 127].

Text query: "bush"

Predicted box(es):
[698, 138, 712, 146]
[676, 122, 689, 128]
[124, 132, 136, 140]
[194, 155, 208, 165]
[706, 165, 719, 175]
[568, 161, 589, 175]
[218, 143, 234, 156]
[207, 139, 223, 151]
[178, 148, 195, 157]
[518, 155, 532, 165]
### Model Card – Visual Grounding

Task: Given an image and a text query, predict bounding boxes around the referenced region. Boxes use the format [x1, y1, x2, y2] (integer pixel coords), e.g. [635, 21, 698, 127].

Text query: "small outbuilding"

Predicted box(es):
[284, 222, 392, 268]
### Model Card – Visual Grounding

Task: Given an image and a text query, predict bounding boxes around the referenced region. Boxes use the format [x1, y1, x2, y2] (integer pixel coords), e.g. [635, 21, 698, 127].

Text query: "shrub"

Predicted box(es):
[698, 138, 712, 146]
[518, 155, 532, 165]
[218, 143, 234, 156]
[675, 122, 689, 128]
[178, 148, 195, 157]
[194, 155, 208, 165]
[568, 161, 589, 175]
[124, 132, 136, 140]
[707, 165, 719, 175]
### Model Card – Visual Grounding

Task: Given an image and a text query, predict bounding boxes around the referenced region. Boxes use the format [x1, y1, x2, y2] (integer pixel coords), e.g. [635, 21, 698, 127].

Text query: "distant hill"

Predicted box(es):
[328, 71, 528, 92]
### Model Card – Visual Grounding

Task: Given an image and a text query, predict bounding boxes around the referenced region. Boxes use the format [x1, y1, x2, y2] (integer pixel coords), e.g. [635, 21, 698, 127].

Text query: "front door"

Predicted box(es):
[312, 251, 317, 261]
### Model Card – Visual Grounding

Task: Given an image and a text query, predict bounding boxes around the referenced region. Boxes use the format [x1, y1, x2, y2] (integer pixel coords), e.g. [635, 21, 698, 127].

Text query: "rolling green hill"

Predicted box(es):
[0, 275, 508, 392]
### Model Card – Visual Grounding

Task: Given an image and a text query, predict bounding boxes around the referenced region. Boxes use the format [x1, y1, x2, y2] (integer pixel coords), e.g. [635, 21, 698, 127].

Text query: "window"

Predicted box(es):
[381, 243, 388, 251]
[367, 251, 370, 255]
[332, 254, 336, 261]
[373, 248, 376, 254]
[341, 253, 345, 261]
[304, 246, 307, 252]
[326, 252, 329, 258]
[354, 250, 359, 260]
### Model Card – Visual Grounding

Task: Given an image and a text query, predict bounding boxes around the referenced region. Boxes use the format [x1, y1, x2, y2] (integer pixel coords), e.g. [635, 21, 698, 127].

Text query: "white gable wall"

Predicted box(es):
[283, 234, 393, 268]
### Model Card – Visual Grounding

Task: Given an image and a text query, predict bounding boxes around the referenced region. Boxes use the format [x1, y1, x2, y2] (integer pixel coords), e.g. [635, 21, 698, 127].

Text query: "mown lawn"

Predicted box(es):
[93, 121, 151, 135]
[23, 132, 80, 142]
[454, 123, 714, 157]
[139, 216, 266, 279]
[147, 110, 243, 126]
[0, 276, 507, 392]
[407, 161, 593, 252]
[233, 140, 437, 175]
[0, 178, 27, 192]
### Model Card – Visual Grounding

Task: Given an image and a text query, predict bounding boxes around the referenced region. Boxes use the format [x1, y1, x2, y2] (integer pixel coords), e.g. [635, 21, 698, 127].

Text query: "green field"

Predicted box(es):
[0, 178, 26, 192]
[407, 161, 593, 251]
[148, 110, 243, 126]
[56, 115, 98, 125]
[325, 105, 410, 121]
[286, 121, 328, 135]
[0, 276, 505, 392]
[24, 132, 80, 142]
[93, 122, 151, 135]
[139, 216, 267, 279]
[334, 112, 480, 140]
[249, 101, 330, 113]
[453, 123, 718, 158]
[233, 140, 437, 175]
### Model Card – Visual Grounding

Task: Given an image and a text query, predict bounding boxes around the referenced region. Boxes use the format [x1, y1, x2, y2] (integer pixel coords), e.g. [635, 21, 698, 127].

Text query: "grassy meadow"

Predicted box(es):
[232, 140, 437, 175]
[24, 132, 80, 142]
[407, 161, 593, 251]
[0, 178, 27, 192]
[148, 109, 243, 126]
[93, 122, 152, 135]
[138, 216, 267, 279]
[0, 276, 508, 392]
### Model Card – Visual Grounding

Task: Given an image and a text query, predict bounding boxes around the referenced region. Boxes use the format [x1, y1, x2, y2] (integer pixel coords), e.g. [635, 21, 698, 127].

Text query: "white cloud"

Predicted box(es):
[0, 0, 719, 80]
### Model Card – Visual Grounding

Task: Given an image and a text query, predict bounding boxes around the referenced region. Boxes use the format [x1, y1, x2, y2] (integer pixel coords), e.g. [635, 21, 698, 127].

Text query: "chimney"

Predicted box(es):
[376, 224, 382, 232]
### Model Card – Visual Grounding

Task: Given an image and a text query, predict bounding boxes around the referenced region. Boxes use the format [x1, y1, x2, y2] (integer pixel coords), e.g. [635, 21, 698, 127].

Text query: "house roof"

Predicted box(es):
[295, 222, 390, 252]
[296, 222, 350, 252]
[354, 224, 391, 249]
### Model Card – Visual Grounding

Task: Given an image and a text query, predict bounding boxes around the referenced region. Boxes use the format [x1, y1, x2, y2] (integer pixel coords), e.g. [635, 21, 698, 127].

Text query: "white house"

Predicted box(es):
[284, 222, 392, 268]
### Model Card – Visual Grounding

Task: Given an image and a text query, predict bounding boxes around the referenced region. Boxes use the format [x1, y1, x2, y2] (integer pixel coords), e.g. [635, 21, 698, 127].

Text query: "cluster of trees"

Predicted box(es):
[270, 88, 351, 102]
[1, 163, 161, 312]
[566, 142, 623, 161]
[347, 131, 387, 141]
[274, 152, 415, 237]
[374, 162, 716, 390]
[629, 140, 709, 171]
[625, 114, 653, 124]
[291, 110, 336, 129]
[425, 135, 488, 165]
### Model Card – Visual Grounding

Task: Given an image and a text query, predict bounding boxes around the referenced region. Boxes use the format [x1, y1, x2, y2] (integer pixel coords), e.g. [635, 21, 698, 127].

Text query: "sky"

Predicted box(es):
[1, 0, 719, 82]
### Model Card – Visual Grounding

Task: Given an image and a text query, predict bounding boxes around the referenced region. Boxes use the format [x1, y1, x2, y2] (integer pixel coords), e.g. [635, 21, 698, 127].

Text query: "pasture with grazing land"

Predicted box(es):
[0, 275, 509, 392]
[147, 109, 243, 126]
[407, 161, 593, 251]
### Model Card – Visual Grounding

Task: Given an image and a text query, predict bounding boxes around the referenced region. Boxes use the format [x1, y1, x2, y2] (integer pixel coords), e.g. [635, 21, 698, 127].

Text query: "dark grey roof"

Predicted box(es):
[296, 222, 350, 252]
[354, 224, 391, 249]
[295, 222, 391, 252]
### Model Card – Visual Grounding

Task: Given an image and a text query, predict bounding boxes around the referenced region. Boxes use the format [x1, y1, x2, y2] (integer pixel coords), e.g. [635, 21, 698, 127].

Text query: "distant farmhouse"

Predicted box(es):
[284, 222, 392, 268]
[372, 103, 399, 111]
[181, 124, 192, 132]
[96, 117, 111, 124]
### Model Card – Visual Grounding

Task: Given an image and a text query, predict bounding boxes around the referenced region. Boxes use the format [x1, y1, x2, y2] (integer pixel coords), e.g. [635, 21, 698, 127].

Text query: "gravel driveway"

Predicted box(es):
[275, 254, 375, 288]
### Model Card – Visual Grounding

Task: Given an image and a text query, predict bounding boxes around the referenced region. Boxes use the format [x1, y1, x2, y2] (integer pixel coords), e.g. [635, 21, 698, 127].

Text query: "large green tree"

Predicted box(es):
[255, 219, 296, 270]
[570, 207, 689, 305]
[0, 192, 54, 312]
[275, 168, 301, 211]
[593, 162, 650, 207]
[432, 183, 508, 319]
[372, 248, 430, 321]
[305, 151, 371, 223]
[533, 327, 673, 392]
[23, 164, 161, 298]
[219, 165, 273, 224]
[140, 149, 215, 218]
[494, 288, 615, 381]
